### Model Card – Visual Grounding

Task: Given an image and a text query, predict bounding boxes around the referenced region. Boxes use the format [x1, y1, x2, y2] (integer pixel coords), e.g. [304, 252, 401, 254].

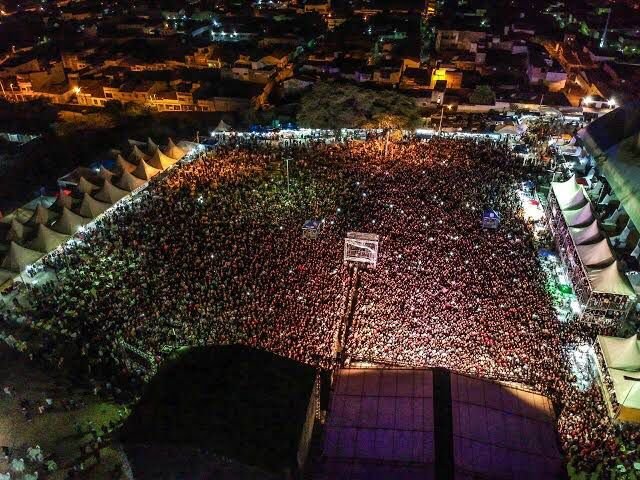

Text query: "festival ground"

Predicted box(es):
[1, 136, 639, 478]
[0, 345, 125, 480]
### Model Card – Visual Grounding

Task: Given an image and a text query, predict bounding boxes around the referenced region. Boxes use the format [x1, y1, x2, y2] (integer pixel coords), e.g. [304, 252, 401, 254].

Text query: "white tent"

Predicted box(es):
[129, 145, 150, 163]
[558, 188, 588, 211]
[51, 190, 74, 212]
[98, 165, 115, 181]
[94, 179, 129, 204]
[569, 220, 602, 246]
[496, 124, 519, 135]
[577, 238, 615, 267]
[53, 207, 89, 235]
[563, 203, 595, 227]
[117, 171, 146, 192]
[598, 335, 640, 411]
[77, 176, 100, 194]
[600, 334, 640, 371]
[78, 193, 111, 219]
[6, 219, 31, 242]
[551, 175, 580, 208]
[147, 149, 177, 171]
[1, 241, 43, 273]
[147, 137, 158, 154]
[132, 158, 161, 181]
[0, 268, 14, 287]
[164, 138, 186, 161]
[29, 224, 70, 252]
[587, 261, 635, 296]
[117, 154, 137, 174]
[26, 204, 54, 226]
[214, 119, 232, 132]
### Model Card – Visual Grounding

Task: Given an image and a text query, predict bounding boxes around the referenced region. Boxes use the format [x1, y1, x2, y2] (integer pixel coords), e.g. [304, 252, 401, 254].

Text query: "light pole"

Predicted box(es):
[284, 157, 291, 194]
[438, 104, 450, 135]
[384, 128, 390, 158]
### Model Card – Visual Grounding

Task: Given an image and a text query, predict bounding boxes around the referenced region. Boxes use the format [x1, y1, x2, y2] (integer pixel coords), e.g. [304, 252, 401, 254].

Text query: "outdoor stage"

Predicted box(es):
[318, 367, 563, 480]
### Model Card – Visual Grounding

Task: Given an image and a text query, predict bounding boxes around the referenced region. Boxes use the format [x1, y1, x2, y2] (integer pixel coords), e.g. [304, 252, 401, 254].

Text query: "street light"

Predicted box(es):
[438, 104, 452, 135]
[608, 97, 617, 108]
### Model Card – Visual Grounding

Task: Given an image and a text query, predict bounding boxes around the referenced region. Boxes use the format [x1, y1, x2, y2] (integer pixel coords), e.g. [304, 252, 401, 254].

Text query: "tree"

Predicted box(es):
[297, 81, 421, 129]
[469, 85, 495, 105]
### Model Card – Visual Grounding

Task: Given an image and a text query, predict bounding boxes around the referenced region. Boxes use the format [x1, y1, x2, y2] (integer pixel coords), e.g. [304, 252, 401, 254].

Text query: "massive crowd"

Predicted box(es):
[2, 135, 639, 477]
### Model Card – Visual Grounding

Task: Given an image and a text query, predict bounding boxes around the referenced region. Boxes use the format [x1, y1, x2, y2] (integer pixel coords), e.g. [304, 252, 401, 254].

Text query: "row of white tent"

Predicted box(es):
[598, 334, 640, 412]
[551, 175, 635, 297]
[0, 138, 187, 287]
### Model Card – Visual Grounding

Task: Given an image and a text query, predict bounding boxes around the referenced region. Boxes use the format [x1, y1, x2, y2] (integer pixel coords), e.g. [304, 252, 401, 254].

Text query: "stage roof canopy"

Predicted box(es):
[578, 102, 640, 230]
[319, 368, 563, 480]
[598, 335, 640, 410]
[587, 260, 635, 296]
[121, 345, 317, 478]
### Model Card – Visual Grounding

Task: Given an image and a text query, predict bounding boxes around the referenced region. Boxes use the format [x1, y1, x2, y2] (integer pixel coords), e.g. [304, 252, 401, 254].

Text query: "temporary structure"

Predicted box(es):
[77, 176, 100, 194]
[551, 175, 580, 207]
[597, 334, 640, 422]
[0, 269, 14, 288]
[53, 207, 89, 235]
[1, 241, 44, 272]
[98, 166, 116, 181]
[563, 203, 595, 228]
[214, 119, 232, 132]
[51, 190, 74, 212]
[6, 219, 31, 242]
[147, 149, 177, 171]
[558, 188, 588, 210]
[94, 179, 129, 204]
[569, 220, 602, 246]
[26, 204, 54, 226]
[29, 224, 70, 252]
[78, 193, 111, 218]
[164, 138, 186, 161]
[599, 334, 640, 371]
[129, 145, 150, 163]
[147, 137, 158, 154]
[576, 238, 615, 267]
[117, 171, 146, 192]
[117, 154, 137, 174]
[133, 158, 161, 181]
[587, 261, 635, 296]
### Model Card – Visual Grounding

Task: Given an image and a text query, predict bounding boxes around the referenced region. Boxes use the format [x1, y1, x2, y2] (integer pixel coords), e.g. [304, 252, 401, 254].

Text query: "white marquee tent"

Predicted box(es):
[569, 220, 602, 246]
[77, 176, 100, 194]
[117, 154, 137, 174]
[117, 171, 146, 192]
[29, 224, 70, 253]
[551, 175, 580, 207]
[597, 334, 640, 418]
[53, 207, 89, 235]
[1, 241, 44, 273]
[94, 179, 129, 204]
[563, 203, 595, 228]
[576, 238, 615, 267]
[587, 261, 635, 296]
[132, 158, 161, 181]
[78, 193, 111, 219]
[164, 138, 186, 161]
[147, 149, 177, 171]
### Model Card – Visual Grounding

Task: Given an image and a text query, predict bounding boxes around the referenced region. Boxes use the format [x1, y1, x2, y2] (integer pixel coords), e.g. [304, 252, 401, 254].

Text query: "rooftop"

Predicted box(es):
[120, 345, 317, 475]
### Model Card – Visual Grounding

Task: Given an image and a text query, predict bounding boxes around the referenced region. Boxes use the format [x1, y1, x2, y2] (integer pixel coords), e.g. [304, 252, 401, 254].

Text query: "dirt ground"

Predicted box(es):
[0, 344, 126, 479]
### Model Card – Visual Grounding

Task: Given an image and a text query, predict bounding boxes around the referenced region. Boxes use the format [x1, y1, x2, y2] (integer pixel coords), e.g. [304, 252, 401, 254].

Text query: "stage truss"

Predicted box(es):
[344, 232, 379, 269]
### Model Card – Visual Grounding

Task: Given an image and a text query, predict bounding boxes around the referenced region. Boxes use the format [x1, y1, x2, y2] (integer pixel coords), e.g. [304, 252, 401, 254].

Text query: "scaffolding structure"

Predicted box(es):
[546, 176, 635, 326]
[343, 232, 379, 269]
